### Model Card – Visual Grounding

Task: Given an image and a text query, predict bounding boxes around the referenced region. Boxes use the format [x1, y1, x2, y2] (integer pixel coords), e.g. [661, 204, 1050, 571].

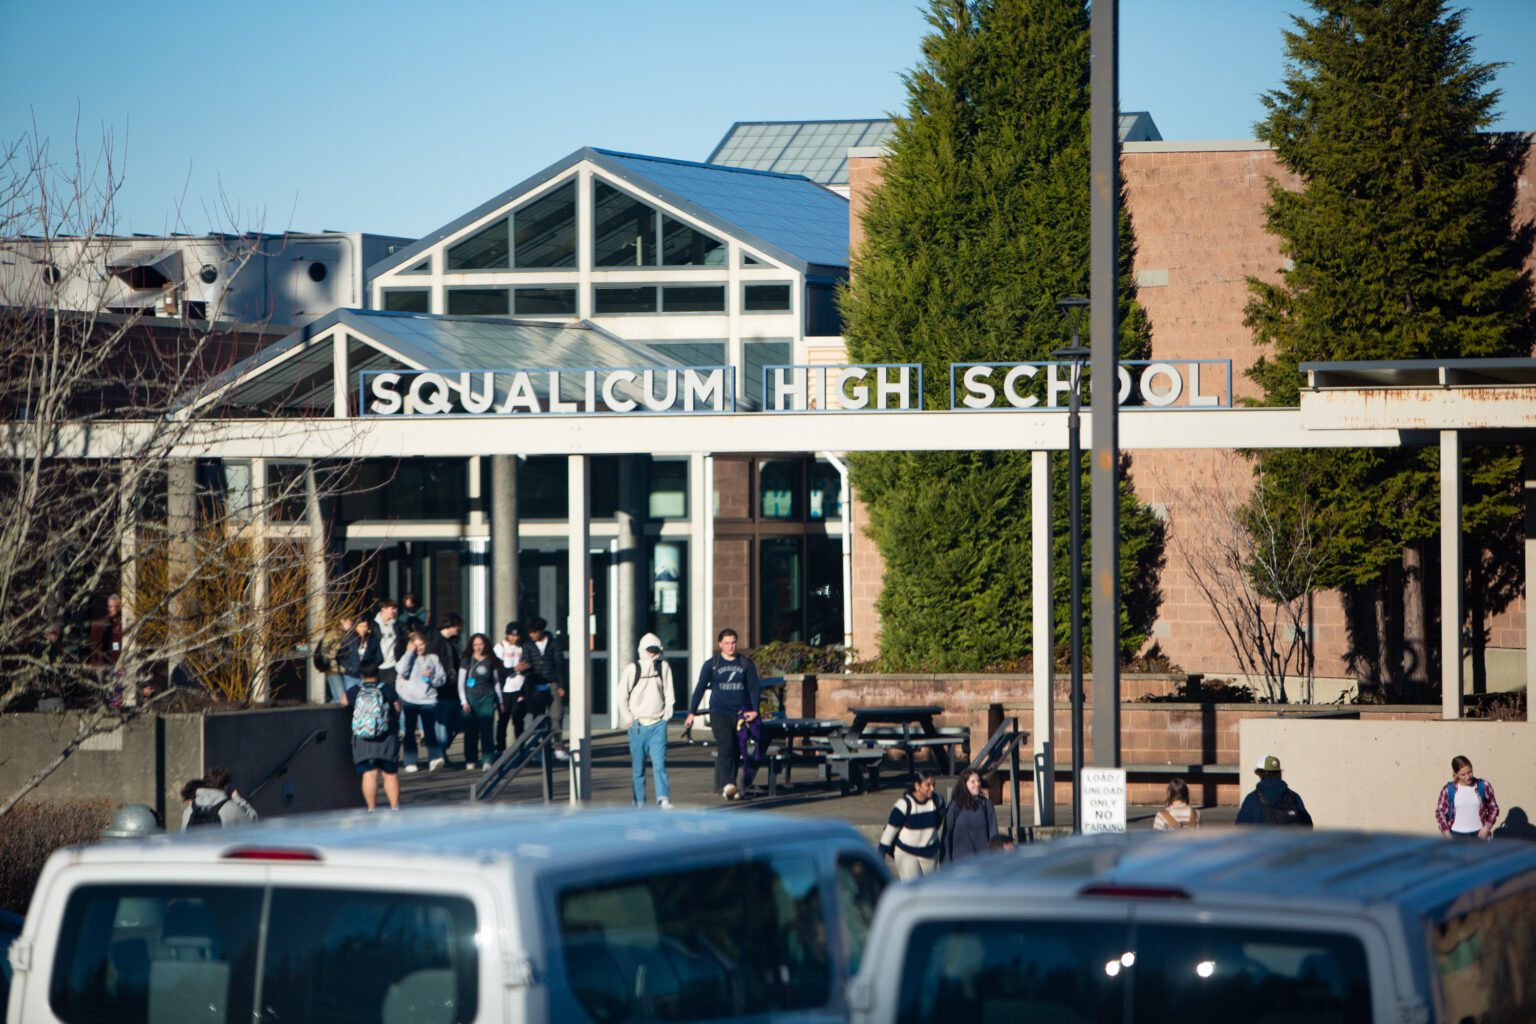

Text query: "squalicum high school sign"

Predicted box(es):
[363, 360, 1231, 416]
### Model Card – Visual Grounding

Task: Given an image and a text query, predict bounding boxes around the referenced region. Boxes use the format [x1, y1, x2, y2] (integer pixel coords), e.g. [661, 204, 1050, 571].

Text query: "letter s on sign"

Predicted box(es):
[369, 372, 402, 415]
[961, 365, 995, 409]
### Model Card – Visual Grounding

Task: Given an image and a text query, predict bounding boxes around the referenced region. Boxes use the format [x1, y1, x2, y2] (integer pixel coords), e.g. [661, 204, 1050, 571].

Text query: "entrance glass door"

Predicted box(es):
[517, 542, 613, 721]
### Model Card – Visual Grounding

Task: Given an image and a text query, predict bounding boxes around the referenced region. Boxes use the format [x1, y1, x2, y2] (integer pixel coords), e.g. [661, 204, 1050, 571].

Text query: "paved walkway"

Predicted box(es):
[397, 723, 1238, 842]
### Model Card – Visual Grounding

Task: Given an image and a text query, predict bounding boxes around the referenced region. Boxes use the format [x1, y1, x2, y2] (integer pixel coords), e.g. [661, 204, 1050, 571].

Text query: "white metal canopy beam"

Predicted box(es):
[21, 408, 1405, 461]
[1301, 386, 1536, 431]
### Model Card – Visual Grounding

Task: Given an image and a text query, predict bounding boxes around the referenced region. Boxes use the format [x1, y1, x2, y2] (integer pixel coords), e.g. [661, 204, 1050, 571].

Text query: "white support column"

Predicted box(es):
[466, 455, 488, 636]
[1440, 430, 1462, 719]
[689, 454, 712, 680]
[250, 458, 270, 704]
[1031, 451, 1055, 826]
[567, 454, 592, 803]
[304, 463, 328, 704]
[1524, 449, 1535, 703]
[331, 331, 349, 417]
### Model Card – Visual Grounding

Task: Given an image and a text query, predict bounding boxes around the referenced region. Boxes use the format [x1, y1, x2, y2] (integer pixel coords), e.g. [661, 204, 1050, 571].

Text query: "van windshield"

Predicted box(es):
[557, 855, 830, 1021]
[47, 883, 478, 1024]
[896, 919, 1372, 1024]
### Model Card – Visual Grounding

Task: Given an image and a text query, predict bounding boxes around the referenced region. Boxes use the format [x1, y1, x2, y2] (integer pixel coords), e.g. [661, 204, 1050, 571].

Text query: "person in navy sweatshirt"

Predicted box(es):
[683, 627, 761, 800]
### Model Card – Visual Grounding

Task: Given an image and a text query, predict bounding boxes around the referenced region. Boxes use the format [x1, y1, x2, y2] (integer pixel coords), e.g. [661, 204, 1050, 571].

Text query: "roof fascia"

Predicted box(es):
[179, 312, 349, 416]
[364, 148, 595, 283]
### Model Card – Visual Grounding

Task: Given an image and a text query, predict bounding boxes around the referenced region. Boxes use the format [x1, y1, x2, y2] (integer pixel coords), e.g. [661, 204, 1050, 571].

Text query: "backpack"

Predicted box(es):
[312, 646, 330, 673]
[351, 682, 390, 739]
[187, 797, 229, 828]
[1256, 788, 1304, 825]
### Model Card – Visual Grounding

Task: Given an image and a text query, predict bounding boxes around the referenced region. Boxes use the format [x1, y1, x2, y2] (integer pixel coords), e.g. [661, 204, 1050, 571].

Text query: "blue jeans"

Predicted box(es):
[401, 701, 447, 766]
[326, 674, 349, 702]
[629, 719, 670, 804]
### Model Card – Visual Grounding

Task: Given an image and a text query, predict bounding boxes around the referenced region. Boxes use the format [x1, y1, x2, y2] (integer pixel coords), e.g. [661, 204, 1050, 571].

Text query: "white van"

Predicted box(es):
[849, 830, 1536, 1024]
[8, 805, 890, 1024]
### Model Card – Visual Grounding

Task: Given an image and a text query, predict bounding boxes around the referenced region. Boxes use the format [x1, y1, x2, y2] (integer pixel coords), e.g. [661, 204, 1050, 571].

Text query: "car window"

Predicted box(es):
[1130, 922, 1372, 1023]
[558, 855, 831, 1021]
[48, 884, 264, 1024]
[835, 854, 886, 975]
[1430, 881, 1536, 1023]
[259, 888, 478, 1023]
[46, 884, 478, 1024]
[896, 918, 1129, 1024]
[895, 917, 1372, 1024]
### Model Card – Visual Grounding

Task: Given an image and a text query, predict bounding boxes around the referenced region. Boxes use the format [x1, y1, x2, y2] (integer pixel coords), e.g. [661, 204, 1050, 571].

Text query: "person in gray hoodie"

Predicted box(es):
[393, 631, 448, 772]
[180, 766, 259, 829]
[620, 632, 675, 809]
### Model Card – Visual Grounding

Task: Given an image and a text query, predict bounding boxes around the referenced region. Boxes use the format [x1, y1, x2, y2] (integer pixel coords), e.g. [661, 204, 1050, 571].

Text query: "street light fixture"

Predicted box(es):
[1053, 295, 1090, 834]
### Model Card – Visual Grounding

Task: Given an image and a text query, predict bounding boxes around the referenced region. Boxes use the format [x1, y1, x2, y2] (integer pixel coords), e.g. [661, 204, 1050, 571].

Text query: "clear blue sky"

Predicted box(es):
[4, 1, 1533, 239]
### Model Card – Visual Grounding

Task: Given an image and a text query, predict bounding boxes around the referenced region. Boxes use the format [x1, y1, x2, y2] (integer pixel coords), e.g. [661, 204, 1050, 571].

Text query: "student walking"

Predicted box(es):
[1235, 754, 1313, 827]
[523, 618, 567, 759]
[337, 617, 382, 696]
[620, 633, 675, 809]
[942, 768, 999, 862]
[350, 670, 402, 811]
[181, 767, 259, 829]
[880, 771, 945, 880]
[315, 617, 353, 703]
[1435, 754, 1500, 840]
[683, 628, 761, 800]
[494, 622, 526, 749]
[393, 632, 448, 772]
[459, 633, 499, 770]
[1154, 778, 1201, 830]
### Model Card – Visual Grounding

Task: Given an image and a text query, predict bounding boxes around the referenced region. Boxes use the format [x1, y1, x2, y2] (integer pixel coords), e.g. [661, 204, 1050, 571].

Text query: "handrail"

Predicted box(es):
[472, 715, 557, 804]
[245, 727, 328, 801]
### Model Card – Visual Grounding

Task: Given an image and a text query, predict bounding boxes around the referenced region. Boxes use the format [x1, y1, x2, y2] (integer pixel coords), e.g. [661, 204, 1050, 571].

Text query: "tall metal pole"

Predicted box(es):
[1089, 0, 1122, 768]
[1056, 302, 1089, 834]
[1067, 364, 1084, 832]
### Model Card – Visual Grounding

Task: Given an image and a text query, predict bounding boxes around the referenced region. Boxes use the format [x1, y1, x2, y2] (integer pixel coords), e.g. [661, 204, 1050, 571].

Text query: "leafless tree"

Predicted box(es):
[1158, 452, 1335, 704]
[0, 128, 366, 817]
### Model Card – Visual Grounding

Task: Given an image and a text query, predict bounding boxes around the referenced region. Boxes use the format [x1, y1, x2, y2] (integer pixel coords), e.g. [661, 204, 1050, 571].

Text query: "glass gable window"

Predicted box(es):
[514, 287, 577, 316]
[382, 288, 431, 313]
[515, 180, 577, 268]
[446, 218, 510, 270]
[662, 284, 726, 313]
[744, 283, 792, 313]
[400, 256, 432, 274]
[593, 181, 657, 267]
[662, 215, 726, 266]
[594, 285, 657, 314]
[446, 287, 509, 315]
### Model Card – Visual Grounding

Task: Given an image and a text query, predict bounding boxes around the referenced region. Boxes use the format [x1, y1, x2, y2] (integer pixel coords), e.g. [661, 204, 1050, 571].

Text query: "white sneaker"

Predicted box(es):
[658, 798, 674, 810]
[428, 758, 445, 773]
[482, 762, 494, 772]
[403, 764, 419, 774]
[554, 749, 570, 762]
[722, 784, 738, 801]
[464, 762, 477, 771]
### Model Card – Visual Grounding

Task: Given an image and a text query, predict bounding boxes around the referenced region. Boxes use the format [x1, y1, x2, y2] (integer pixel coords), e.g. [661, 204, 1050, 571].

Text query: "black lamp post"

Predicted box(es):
[1053, 296, 1090, 834]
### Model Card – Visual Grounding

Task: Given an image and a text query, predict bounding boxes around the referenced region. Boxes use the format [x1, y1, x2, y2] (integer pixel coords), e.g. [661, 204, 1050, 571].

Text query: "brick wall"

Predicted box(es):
[839, 140, 1534, 684]
[782, 672, 1441, 805]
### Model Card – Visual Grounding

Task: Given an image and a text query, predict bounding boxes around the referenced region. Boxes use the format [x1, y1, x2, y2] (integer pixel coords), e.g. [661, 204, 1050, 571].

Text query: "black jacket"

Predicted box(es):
[428, 631, 462, 684]
[337, 632, 382, 677]
[524, 635, 565, 693]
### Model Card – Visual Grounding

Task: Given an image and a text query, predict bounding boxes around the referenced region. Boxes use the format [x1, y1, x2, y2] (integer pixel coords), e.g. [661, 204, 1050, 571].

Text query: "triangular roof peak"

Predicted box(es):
[367, 146, 849, 283]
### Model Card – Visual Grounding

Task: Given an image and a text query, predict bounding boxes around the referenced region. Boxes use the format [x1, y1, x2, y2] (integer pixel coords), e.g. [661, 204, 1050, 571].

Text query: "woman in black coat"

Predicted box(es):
[943, 768, 1000, 863]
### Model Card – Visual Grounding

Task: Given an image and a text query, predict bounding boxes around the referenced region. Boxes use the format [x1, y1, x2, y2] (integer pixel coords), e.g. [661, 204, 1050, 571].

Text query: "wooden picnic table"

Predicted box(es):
[846, 704, 966, 778]
[759, 717, 851, 794]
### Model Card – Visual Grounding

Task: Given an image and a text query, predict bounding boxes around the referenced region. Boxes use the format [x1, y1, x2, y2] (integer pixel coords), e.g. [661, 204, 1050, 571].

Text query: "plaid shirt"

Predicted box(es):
[1435, 778, 1499, 833]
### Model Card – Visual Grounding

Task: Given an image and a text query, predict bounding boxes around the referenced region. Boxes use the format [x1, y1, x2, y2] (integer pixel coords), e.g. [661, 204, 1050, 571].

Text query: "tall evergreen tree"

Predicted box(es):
[1244, 0, 1534, 698]
[842, 0, 1162, 670]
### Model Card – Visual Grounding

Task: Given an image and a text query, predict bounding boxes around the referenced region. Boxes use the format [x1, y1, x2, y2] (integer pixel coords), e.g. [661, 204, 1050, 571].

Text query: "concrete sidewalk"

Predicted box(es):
[397, 723, 1238, 842]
